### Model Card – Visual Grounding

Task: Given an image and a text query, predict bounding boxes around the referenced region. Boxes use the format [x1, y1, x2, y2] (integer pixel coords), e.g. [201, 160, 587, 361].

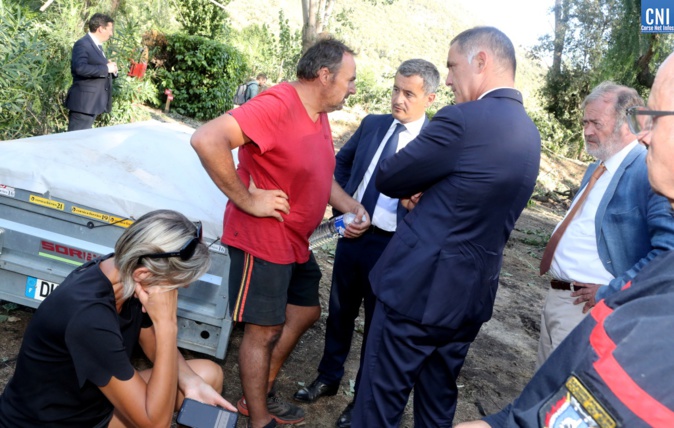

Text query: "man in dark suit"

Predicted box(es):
[65, 13, 118, 131]
[351, 27, 541, 427]
[456, 51, 674, 428]
[293, 59, 439, 427]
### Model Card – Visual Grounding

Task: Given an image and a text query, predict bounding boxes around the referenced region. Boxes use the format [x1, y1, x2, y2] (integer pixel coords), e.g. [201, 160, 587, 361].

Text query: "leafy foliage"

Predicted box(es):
[0, 0, 85, 138]
[153, 33, 247, 120]
[98, 74, 159, 126]
[0, 1, 173, 138]
[175, 0, 229, 39]
[229, 10, 301, 83]
[0, 4, 53, 139]
[528, 108, 580, 159]
[534, 0, 674, 157]
[345, 68, 391, 113]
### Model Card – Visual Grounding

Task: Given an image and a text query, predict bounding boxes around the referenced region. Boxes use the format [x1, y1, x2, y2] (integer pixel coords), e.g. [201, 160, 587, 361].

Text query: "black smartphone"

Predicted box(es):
[176, 398, 238, 428]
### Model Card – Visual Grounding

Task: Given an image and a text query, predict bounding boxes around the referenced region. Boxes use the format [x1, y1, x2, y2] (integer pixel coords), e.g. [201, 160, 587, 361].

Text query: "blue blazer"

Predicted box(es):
[64, 34, 114, 115]
[335, 114, 429, 200]
[369, 89, 541, 328]
[581, 144, 674, 300]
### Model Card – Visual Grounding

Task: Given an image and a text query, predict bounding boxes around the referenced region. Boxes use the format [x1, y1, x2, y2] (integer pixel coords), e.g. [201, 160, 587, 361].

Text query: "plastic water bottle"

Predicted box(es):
[309, 213, 361, 250]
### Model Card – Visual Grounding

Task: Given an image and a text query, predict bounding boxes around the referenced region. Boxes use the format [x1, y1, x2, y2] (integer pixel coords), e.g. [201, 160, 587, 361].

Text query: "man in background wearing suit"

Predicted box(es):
[293, 59, 439, 428]
[352, 27, 541, 427]
[536, 82, 674, 367]
[65, 13, 118, 131]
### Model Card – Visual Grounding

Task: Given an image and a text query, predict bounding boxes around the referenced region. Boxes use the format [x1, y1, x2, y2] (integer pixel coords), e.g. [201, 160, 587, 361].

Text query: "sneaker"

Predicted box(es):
[237, 395, 305, 425]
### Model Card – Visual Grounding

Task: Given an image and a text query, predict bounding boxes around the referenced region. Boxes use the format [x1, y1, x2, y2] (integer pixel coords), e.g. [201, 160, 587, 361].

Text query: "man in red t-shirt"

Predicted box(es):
[192, 38, 369, 428]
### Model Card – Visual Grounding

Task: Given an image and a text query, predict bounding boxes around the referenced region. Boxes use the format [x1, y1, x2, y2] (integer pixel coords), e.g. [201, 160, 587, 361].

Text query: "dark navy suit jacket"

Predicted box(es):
[370, 88, 541, 328]
[335, 114, 428, 204]
[65, 34, 114, 115]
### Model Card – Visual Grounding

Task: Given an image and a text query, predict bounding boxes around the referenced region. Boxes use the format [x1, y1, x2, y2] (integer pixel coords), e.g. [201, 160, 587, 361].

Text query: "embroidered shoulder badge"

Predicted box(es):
[539, 375, 618, 428]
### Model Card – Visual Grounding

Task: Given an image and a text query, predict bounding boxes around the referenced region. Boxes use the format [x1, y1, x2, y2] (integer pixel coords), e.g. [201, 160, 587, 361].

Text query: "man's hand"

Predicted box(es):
[107, 61, 118, 74]
[343, 204, 371, 239]
[243, 178, 290, 222]
[400, 192, 423, 211]
[571, 282, 602, 313]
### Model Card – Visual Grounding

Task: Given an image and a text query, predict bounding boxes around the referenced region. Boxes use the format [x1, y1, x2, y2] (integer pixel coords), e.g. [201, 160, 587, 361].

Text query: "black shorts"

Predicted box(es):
[228, 246, 321, 325]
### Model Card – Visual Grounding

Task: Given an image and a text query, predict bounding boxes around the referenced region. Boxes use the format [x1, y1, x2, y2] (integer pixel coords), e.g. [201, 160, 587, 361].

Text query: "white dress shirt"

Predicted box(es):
[549, 140, 639, 284]
[353, 115, 426, 231]
[88, 32, 105, 57]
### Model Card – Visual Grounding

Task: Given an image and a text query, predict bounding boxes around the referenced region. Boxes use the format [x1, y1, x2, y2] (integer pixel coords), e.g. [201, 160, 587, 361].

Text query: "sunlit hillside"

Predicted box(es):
[225, 0, 546, 109]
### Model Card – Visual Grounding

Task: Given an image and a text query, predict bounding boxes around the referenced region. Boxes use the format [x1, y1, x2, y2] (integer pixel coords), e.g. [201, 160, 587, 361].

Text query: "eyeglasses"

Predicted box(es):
[139, 222, 202, 261]
[626, 106, 674, 134]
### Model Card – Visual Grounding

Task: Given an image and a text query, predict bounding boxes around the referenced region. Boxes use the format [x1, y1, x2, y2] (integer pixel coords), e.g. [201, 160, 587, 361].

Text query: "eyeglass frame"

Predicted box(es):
[138, 221, 203, 262]
[626, 106, 674, 135]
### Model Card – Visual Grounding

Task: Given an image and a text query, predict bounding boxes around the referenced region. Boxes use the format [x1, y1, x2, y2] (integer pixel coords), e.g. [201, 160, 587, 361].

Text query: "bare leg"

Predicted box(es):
[240, 323, 283, 428]
[267, 304, 321, 390]
[108, 358, 224, 427]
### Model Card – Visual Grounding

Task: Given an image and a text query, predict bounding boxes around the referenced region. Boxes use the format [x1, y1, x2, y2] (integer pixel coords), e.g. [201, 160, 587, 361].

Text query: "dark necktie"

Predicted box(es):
[360, 123, 406, 219]
[539, 163, 607, 275]
[97, 45, 105, 56]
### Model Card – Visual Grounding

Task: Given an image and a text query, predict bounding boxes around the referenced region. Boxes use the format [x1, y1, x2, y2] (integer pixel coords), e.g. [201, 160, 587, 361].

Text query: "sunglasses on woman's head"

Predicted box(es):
[139, 222, 202, 262]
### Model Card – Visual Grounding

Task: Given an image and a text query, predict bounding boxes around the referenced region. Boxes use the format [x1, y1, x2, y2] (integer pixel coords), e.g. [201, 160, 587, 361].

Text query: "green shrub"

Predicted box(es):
[153, 33, 247, 120]
[346, 68, 391, 113]
[228, 10, 301, 83]
[175, 0, 228, 39]
[0, 2, 165, 138]
[0, 4, 60, 139]
[528, 108, 583, 159]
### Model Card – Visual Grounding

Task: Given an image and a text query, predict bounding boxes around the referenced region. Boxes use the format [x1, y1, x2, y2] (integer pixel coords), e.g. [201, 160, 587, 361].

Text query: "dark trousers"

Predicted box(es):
[67, 111, 96, 131]
[316, 231, 391, 395]
[352, 300, 482, 428]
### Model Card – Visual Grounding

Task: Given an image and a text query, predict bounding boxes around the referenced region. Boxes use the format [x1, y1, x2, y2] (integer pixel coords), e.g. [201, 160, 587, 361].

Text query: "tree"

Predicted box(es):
[598, 0, 668, 92]
[300, 0, 395, 52]
[301, 0, 335, 52]
[533, 0, 674, 158]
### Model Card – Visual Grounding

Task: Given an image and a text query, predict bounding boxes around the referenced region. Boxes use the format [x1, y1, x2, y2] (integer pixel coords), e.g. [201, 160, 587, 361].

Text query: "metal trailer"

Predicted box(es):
[0, 121, 234, 359]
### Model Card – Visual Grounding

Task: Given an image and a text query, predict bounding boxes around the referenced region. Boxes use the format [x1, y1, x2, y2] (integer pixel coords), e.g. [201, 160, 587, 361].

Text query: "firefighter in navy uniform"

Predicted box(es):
[456, 51, 674, 428]
[471, 255, 674, 427]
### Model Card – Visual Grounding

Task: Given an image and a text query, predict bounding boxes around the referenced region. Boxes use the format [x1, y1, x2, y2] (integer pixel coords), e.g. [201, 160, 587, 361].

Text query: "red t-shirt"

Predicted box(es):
[223, 83, 335, 264]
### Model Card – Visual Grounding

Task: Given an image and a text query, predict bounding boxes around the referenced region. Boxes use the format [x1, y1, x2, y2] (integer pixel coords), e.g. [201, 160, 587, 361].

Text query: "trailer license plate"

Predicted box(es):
[25, 277, 60, 301]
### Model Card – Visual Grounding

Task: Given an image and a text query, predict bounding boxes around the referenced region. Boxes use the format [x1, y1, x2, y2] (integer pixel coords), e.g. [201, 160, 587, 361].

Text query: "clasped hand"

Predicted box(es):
[107, 61, 118, 74]
[401, 192, 423, 210]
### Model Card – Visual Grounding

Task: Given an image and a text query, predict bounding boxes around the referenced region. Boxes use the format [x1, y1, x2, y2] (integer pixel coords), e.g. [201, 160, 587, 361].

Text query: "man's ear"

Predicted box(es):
[473, 51, 487, 73]
[318, 66, 332, 86]
[425, 93, 437, 108]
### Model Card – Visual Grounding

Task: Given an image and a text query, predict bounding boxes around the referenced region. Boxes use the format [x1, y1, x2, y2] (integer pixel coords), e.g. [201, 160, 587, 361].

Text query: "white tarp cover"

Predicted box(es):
[0, 120, 231, 241]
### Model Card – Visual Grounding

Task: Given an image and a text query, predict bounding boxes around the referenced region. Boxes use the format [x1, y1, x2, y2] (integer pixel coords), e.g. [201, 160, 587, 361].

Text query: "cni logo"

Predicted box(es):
[642, 0, 674, 33]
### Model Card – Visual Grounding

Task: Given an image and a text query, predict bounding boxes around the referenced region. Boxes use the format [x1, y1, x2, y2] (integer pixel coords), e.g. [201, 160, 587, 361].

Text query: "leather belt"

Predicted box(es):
[368, 225, 394, 237]
[550, 279, 580, 291]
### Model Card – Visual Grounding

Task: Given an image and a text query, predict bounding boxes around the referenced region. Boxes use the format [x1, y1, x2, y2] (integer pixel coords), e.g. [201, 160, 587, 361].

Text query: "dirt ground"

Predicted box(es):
[0, 108, 587, 427]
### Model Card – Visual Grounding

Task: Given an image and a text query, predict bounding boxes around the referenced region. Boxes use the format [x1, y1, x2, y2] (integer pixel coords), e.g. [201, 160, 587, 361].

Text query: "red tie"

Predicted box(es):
[539, 163, 606, 275]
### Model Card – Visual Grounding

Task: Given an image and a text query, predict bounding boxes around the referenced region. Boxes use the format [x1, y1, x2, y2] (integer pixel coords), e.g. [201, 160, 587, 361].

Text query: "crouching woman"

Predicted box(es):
[0, 209, 236, 427]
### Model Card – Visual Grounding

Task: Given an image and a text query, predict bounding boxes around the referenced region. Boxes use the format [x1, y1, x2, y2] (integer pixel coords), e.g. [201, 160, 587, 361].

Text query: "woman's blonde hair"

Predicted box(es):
[114, 209, 210, 299]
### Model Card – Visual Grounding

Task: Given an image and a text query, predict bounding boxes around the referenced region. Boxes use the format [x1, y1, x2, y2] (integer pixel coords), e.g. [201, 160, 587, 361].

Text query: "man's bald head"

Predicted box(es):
[640, 53, 674, 205]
